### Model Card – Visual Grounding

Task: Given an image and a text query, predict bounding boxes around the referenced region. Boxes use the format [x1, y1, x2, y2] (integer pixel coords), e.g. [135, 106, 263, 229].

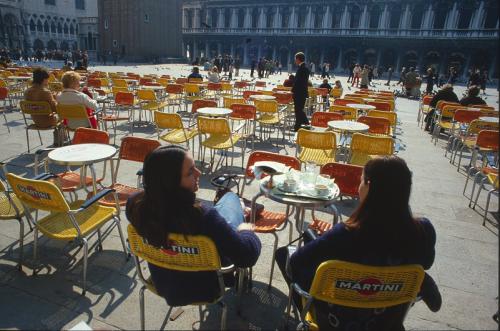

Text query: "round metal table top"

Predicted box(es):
[8, 76, 31, 80]
[250, 95, 276, 101]
[197, 107, 233, 117]
[259, 178, 339, 208]
[479, 116, 499, 123]
[327, 120, 369, 132]
[48, 143, 117, 166]
[346, 103, 377, 111]
[140, 85, 164, 90]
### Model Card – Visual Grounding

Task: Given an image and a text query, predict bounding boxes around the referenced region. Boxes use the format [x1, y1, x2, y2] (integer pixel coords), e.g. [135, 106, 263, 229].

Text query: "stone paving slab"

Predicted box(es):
[0, 63, 498, 330]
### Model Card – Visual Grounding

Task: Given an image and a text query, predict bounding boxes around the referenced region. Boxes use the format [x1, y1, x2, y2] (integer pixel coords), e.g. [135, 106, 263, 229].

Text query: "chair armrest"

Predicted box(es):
[220, 264, 236, 273]
[35, 147, 57, 156]
[78, 188, 115, 210]
[33, 173, 59, 181]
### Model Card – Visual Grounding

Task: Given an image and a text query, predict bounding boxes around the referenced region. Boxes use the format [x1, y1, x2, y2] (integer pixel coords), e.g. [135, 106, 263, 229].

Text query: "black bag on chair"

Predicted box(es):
[53, 125, 67, 147]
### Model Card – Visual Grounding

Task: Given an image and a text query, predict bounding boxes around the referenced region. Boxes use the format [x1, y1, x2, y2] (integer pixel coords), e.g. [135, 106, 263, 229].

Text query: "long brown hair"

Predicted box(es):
[345, 156, 423, 255]
[127, 145, 202, 247]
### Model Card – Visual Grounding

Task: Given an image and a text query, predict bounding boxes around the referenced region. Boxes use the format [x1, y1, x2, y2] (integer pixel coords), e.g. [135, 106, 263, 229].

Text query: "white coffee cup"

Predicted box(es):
[315, 184, 330, 197]
[283, 179, 297, 192]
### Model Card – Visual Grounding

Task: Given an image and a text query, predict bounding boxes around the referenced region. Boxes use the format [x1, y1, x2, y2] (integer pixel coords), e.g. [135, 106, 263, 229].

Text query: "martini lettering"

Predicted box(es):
[335, 279, 403, 295]
[162, 240, 200, 255]
[17, 185, 51, 200]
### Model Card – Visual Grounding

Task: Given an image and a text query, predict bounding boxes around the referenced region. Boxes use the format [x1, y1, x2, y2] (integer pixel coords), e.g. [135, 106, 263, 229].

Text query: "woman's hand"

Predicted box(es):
[237, 222, 255, 232]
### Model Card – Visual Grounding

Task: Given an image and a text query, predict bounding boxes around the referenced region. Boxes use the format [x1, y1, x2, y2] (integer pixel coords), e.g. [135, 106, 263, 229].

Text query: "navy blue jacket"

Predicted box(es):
[126, 199, 261, 306]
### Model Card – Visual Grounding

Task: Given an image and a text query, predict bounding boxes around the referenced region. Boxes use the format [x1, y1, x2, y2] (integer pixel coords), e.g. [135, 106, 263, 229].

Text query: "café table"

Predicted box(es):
[140, 85, 165, 91]
[252, 174, 340, 235]
[328, 120, 369, 152]
[48, 143, 117, 195]
[197, 107, 232, 117]
[479, 116, 499, 123]
[346, 103, 376, 115]
[250, 94, 276, 101]
[8, 76, 31, 81]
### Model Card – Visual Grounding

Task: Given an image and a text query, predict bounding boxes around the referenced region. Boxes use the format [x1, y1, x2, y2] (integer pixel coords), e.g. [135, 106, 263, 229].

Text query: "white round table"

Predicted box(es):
[467, 107, 482, 111]
[250, 95, 276, 101]
[479, 116, 499, 123]
[48, 143, 117, 194]
[197, 107, 232, 117]
[327, 120, 369, 132]
[140, 85, 164, 91]
[8, 76, 31, 81]
[346, 103, 376, 111]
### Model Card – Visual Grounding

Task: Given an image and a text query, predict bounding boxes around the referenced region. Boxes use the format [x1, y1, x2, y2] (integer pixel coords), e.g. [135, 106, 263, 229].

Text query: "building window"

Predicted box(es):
[104, 19, 109, 29]
[113, 40, 117, 47]
[45, 0, 55, 5]
[75, 0, 85, 10]
[144, 14, 150, 23]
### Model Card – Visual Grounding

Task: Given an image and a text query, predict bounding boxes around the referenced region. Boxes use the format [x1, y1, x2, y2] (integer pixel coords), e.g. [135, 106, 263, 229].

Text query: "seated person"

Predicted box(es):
[187, 66, 202, 81]
[459, 85, 486, 106]
[276, 156, 440, 330]
[207, 66, 220, 83]
[126, 145, 261, 306]
[332, 80, 343, 97]
[319, 78, 332, 104]
[283, 74, 295, 88]
[57, 71, 98, 129]
[424, 84, 459, 131]
[24, 67, 58, 128]
[62, 61, 73, 72]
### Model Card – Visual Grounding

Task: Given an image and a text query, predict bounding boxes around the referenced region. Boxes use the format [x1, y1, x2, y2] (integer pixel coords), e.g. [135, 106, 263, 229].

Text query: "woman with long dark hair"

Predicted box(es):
[127, 145, 261, 306]
[276, 156, 438, 330]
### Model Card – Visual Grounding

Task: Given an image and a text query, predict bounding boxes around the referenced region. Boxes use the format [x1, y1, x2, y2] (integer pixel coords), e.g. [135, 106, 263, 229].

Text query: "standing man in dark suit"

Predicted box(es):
[292, 52, 310, 131]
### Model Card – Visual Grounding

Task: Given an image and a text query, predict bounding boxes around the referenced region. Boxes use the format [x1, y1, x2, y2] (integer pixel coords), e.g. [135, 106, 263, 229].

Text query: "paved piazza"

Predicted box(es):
[0, 63, 498, 330]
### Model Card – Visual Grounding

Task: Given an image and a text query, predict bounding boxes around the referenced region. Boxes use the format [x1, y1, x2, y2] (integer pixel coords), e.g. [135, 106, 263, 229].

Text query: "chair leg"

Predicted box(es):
[139, 285, 147, 331]
[17, 218, 24, 271]
[469, 172, 482, 207]
[483, 189, 495, 226]
[37, 129, 43, 146]
[2, 112, 9, 133]
[267, 232, 279, 290]
[26, 129, 30, 153]
[114, 216, 129, 258]
[220, 301, 227, 331]
[33, 227, 38, 269]
[96, 229, 103, 251]
[81, 237, 88, 295]
[472, 177, 486, 209]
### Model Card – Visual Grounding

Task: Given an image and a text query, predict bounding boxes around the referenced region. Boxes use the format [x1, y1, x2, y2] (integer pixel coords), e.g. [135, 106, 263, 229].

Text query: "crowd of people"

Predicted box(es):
[0, 47, 89, 67]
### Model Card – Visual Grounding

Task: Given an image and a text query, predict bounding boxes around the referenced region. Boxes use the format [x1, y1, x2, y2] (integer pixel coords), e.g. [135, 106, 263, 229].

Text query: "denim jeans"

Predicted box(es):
[214, 192, 244, 230]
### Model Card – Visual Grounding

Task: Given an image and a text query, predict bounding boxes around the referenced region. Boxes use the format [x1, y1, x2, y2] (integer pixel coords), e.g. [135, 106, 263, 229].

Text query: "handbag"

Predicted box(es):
[53, 124, 67, 147]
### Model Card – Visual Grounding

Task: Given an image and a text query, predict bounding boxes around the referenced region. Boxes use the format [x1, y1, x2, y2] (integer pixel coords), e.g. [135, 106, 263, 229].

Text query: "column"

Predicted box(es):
[400, 4, 411, 31]
[275, 7, 282, 29]
[471, 1, 485, 29]
[288, 48, 292, 68]
[319, 49, 325, 66]
[340, 5, 349, 30]
[243, 42, 249, 66]
[488, 53, 496, 80]
[217, 42, 222, 56]
[395, 51, 402, 72]
[417, 52, 424, 71]
[376, 49, 382, 68]
[205, 41, 209, 59]
[218, 9, 224, 29]
[259, 8, 265, 29]
[336, 47, 343, 72]
[257, 44, 262, 59]
[322, 6, 330, 29]
[193, 41, 198, 60]
[380, 5, 389, 29]
[445, 3, 458, 29]
[359, 5, 368, 29]
[291, 7, 297, 28]
[272, 46, 277, 61]
[183, 9, 188, 29]
[230, 44, 235, 58]
[439, 53, 447, 75]
[462, 53, 472, 80]
[306, 6, 313, 29]
[182, 41, 187, 59]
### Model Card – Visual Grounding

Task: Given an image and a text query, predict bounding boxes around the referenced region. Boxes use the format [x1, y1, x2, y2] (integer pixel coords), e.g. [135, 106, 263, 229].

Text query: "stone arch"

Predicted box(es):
[447, 52, 466, 75]
[403, 51, 419, 68]
[369, 4, 382, 29]
[47, 39, 57, 50]
[70, 24, 75, 35]
[63, 23, 68, 34]
[363, 48, 377, 66]
[43, 20, 49, 32]
[281, 7, 290, 28]
[57, 22, 62, 33]
[29, 19, 36, 32]
[423, 51, 440, 72]
[50, 20, 56, 33]
[33, 39, 44, 50]
[36, 19, 43, 32]
[60, 41, 69, 51]
[349, 4, 361, 28]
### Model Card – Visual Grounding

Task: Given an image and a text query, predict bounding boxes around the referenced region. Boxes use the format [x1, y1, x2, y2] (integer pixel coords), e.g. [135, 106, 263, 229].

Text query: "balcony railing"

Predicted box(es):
[182, 27, 499, 39]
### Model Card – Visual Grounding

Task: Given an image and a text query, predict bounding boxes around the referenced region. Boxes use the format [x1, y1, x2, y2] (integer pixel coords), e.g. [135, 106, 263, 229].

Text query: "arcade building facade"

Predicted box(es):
[182, 0, 499, 78]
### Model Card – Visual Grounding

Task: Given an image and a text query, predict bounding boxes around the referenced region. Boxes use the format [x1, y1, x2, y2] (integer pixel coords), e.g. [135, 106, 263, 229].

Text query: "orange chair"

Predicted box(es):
[357, 116, 391, 136]
[311, 111, 343, 128]
[255, 81, 266, 88]
[333, 99, 352, 106]
[367, 100, 392, 112]
[418, 94, 433, 126]
[36, 128, 110, 201]
[175, 77, 188, 85]
[98, 137, 161, 207]
[230, 103, 257, 149]
[241, 151, 301, 289]
[87, 79, 102, 89]
[446, 109, 482, 159]
[102, 91, 135, 143]
[309, 162, 363, 235]
[165, 84, 184, 112]
[0, 87, 11, 132]
[243, 90, 263, 101]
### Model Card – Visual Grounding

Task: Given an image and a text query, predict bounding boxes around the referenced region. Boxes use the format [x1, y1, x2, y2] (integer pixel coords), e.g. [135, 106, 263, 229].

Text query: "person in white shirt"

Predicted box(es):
[57, 71, 98, 129]
[207, 66, 220, 83]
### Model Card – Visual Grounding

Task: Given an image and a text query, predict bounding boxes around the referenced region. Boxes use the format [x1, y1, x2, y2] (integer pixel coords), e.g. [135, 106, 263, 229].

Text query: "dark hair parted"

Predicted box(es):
[345, 156, 424, 256]
[295, 52, 305, 62]
[32, 67, 49, 85]
[127, 145, 202, 247]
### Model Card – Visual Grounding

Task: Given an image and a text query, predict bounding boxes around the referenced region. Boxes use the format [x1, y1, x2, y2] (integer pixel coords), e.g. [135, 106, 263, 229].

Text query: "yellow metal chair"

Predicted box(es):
[286, 260, 424, 330]
[112, 78, 128, 89]
[329, 105, 357, 121]
[136, 89, 169, 123]
[49, 82, 63, 94]
[0, 175, 26, 270]
[220, 82, 233, 99]
[128, 224, 241, 330]
[56, 104, 94, 133]
[254, 99, 286, 145]
[296, 129, 337, 166]
[349, 133, 394, 166]
[183, 83, 204, 112]
[431, 104, 461, 145]
[197, 116, 244, 172]
[154, 111, 198, 149]
[19, 100, 58, 152]
[6, 172, 128, 295]
[223, 97, 245, 109]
